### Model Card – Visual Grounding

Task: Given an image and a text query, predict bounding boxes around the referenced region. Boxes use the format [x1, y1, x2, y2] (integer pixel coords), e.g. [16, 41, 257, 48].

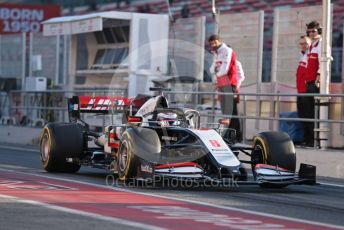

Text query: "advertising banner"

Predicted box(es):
[0, 4, 60, 34]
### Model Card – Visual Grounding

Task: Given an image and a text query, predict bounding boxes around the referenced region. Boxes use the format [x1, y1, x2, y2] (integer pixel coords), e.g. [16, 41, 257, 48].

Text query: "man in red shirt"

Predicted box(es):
[296, 35, 311, 146]
[305, 21, 322, 89]
[303, 20, 322, 146]
[209, 34, 241, 142]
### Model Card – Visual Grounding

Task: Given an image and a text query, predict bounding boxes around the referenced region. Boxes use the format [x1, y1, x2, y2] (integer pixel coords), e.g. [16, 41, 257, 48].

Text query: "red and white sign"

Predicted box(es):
[0, 4, 60, 34]
[78, 96, 131, 111]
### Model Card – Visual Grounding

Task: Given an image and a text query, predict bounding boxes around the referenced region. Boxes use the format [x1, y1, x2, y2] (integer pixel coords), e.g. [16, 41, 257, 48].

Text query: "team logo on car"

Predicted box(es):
[209, 140, 221, 147]
[140, 164, 153, 173]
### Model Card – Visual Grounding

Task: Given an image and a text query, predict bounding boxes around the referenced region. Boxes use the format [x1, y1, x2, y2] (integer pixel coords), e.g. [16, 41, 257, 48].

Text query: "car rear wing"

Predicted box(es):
[67, 94, 153, 122]
[67, 96, 131, 121]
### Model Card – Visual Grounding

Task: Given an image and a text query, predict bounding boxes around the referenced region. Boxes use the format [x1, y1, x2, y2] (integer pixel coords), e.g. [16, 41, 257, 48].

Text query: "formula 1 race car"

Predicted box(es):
[40, 88, 316, 188]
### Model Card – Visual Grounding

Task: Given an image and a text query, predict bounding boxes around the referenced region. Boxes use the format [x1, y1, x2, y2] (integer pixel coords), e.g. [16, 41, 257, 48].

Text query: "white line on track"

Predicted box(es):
[3, 144, 344, 189]
[0, 168, 343, 230]
[0, 194, 165, 230]
[318, 182, 344, 188]
[0, 145, 344, 188]
[0, 145, 39, 153]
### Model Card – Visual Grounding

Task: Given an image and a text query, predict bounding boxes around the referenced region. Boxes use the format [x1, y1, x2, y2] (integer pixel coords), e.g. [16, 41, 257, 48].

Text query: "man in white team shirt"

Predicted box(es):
[209, 34, 244, 142]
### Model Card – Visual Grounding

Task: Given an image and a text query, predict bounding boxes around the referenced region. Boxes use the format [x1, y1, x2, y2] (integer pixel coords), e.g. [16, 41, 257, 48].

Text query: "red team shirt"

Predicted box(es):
[296, 51, 308, 93]
[304, 38, 322, 83]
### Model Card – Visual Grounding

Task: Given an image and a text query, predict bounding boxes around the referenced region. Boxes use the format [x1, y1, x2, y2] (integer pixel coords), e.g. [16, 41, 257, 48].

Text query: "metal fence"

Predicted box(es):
[2, 89, 344, 125]
[0, 33, 24, 80]
[163, 90, 344, 148]
[2, 88, 126, 127]
[1, 88, 343, 148]
[0, 32, 70, 90]
[168, 16, 206, 80]
[0, 91, 9, 117]
[162, 90, 343, 121]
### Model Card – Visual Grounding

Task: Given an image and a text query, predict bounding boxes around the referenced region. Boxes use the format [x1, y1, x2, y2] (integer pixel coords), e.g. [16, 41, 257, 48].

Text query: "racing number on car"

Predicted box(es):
[209, 140, 221, 147]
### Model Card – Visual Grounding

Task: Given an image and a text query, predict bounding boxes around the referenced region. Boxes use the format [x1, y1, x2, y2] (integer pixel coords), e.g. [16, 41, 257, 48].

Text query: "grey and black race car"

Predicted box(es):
[40, 88, 316, 188]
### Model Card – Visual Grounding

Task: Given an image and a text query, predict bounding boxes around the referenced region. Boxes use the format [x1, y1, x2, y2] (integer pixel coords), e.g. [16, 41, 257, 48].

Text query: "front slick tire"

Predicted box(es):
[117, 132, 136, 181]
[252, 131, 296, 188]
[40, 123, 83, 173]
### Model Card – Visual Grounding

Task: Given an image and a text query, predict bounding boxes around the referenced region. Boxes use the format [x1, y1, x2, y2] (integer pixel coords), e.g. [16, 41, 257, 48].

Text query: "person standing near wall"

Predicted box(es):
[208, 34, 241, 142]
[296, 35, 312, 146]
[233, 60, 245, 142]
[303, 20, 322, 147]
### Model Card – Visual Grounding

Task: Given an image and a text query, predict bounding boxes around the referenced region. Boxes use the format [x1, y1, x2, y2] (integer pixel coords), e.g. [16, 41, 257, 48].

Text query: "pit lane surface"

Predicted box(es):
[0, 145, 343, 230]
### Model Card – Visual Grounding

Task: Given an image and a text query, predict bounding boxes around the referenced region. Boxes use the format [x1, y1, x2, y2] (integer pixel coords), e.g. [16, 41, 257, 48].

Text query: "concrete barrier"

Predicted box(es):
[296, 148, 344, 179]
[0, 125, 41, 146]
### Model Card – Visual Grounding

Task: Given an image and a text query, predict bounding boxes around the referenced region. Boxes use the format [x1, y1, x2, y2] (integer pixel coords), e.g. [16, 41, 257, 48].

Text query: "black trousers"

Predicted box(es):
[297, 95, 314, 144]
[299, 81, 319, 145]
[218, 85, 242, 142]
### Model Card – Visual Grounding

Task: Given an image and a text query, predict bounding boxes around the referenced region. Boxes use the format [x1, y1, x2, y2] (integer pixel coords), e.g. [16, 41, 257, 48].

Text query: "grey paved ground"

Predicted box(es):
[0, 145, 343, 229]
[0, 196, 142, 230]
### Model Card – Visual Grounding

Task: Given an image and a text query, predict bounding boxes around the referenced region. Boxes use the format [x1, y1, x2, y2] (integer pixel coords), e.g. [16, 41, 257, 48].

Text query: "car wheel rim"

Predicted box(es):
[41, 133, 50, 162]
[119, 141, 128, 172]
[252, 143, 264, 169]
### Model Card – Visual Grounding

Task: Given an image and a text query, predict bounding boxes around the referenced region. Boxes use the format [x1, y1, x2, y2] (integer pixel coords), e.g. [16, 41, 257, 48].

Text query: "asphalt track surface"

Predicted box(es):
[0, 145, 343, 230]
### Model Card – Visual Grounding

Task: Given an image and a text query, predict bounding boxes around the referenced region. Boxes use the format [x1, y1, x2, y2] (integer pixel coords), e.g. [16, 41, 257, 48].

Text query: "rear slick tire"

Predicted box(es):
[40, 123, 83, 173]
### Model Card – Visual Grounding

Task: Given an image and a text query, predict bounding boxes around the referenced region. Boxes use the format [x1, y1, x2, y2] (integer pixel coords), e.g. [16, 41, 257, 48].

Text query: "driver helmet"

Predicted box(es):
[157, 112, 179, 126]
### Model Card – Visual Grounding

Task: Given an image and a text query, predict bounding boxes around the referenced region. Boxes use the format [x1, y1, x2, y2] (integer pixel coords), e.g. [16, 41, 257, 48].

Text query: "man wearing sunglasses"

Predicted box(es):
[303, 20, 322, 147]
[305, 20, 322, 88]
[296, 35, 312, 146]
